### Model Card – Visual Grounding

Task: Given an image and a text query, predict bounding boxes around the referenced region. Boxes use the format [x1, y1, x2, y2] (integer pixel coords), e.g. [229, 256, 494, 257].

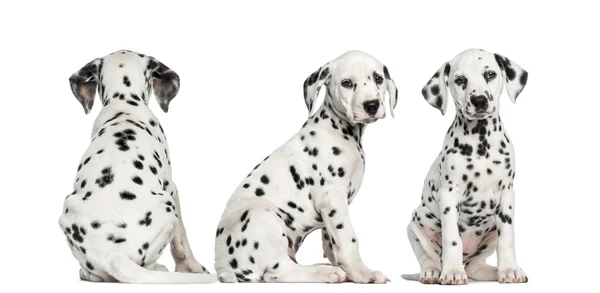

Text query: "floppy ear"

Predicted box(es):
[383, 65, 398, 118]
[421, 62, 451, 115]
[303, 64, 331, 117]
[494, 53, 528, 103]
[69, 58, 101, 114]
[147, 57, 180, 113]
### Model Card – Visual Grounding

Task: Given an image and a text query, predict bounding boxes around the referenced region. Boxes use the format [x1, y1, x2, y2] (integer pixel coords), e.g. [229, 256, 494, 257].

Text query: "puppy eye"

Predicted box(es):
[454, 76, 467, 85]
[374, 74, 384, 85]
[341, 79, 353, 88]
[484, 71, 497, 81]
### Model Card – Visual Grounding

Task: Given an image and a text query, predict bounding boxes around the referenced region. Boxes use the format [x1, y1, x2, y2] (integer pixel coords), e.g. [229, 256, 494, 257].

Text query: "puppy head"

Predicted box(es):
[68, 50, 180, 114]
[303, 50, 398, 124]
[421, 48, 528, 120]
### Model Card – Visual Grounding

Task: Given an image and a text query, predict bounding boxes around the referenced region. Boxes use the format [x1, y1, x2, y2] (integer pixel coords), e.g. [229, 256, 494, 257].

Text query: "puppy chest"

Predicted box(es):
[458, 191, 500, 235]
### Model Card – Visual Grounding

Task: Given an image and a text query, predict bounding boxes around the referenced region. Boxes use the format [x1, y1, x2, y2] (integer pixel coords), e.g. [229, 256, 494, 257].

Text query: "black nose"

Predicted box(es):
[363, 100, 380, 116]
[470, 95, 488, 111]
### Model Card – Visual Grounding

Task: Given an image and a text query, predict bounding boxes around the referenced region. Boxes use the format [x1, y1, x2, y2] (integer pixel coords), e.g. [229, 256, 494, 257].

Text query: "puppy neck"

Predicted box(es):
[307, 98, 365, 146]
[448, 113, 507, 155]
[99, 85, 150, 113]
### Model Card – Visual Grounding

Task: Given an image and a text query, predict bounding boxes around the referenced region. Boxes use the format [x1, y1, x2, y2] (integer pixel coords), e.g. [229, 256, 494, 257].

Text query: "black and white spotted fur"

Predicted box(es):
[403, 48, 529, 285]
[58, 50, 216, 283]
[213, 50, 398, 283]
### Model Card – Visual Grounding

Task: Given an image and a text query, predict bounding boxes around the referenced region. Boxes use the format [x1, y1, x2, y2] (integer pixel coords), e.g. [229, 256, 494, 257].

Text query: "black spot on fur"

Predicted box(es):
[120, 190, 136, 200]
[260, 175, 269, 184]
[332, 147, 341, 155]
[132, 176, 143, 185]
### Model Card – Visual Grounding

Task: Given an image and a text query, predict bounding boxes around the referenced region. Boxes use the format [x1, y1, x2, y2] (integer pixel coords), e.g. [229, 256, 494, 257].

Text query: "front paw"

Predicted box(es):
[439, 267, 468, 285]
[498, 267, 528, 283]
[420, 268, 441, 284]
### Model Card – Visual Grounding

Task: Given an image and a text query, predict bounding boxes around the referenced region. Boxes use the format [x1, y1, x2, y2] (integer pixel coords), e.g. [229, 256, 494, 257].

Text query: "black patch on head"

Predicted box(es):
[123, 76, 131, 87]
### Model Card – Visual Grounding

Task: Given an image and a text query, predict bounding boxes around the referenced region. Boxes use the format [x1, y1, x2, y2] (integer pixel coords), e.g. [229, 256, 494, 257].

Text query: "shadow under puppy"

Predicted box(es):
[58, 49, 216, 283]
[403, 48, 529, 285]
[214, 50, 398, 283]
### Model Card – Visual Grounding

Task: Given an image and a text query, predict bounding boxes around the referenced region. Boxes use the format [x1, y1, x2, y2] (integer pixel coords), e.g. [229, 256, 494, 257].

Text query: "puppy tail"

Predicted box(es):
[400, 273, 420, 281]
[107, 254, 217, 284]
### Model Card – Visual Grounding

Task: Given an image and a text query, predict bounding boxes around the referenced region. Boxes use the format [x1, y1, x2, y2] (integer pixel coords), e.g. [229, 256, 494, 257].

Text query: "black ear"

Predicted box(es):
[147, 57, 180, 113]
[69, 59, 101, 114]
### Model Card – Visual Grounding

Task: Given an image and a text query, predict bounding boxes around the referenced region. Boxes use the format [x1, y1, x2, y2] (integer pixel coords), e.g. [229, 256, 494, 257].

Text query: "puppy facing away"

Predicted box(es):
[404, 48, 529, 285]
[58, 50, 216, 283]
[214, 50, 398, 283]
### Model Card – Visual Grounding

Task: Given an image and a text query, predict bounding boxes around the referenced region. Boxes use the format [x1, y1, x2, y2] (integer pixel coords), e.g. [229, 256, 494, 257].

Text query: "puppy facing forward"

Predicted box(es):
[214, 50, 398, 283]
[58, 50, 215, 284]
[404, 48, 529, 285]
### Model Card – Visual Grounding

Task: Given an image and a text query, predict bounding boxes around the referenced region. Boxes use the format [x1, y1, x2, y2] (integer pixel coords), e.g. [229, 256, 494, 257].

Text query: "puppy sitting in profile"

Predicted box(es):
[214, 50, 398, 283]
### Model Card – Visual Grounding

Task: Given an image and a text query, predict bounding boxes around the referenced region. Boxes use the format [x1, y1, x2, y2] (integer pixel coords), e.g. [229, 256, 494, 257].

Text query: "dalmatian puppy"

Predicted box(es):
[58, 49, 216, 284]
[213, 50, 398, 283]
[404, 48, 529, 285]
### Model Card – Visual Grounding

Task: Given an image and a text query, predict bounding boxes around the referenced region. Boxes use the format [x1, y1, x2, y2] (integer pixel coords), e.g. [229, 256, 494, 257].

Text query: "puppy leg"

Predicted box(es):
[321, 228, 337, 265]
[315, 190, 388, 284]
[495, 189, 528, 283]
[263, 258, 346, 283]
[438, 187, 468, 285]
[407, 224, 441, 284]
[464, 240, 497, 281]
[165, 180, 210, 274]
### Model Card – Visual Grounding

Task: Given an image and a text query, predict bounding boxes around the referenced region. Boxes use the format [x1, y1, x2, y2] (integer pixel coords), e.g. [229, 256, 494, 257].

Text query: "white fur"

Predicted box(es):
[58, 49, 216, 284]
[214, 50, 397, 283]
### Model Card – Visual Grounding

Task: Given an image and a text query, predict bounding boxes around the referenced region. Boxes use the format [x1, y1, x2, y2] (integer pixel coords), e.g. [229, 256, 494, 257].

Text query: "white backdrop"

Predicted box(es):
[1, 0, 598, 292]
